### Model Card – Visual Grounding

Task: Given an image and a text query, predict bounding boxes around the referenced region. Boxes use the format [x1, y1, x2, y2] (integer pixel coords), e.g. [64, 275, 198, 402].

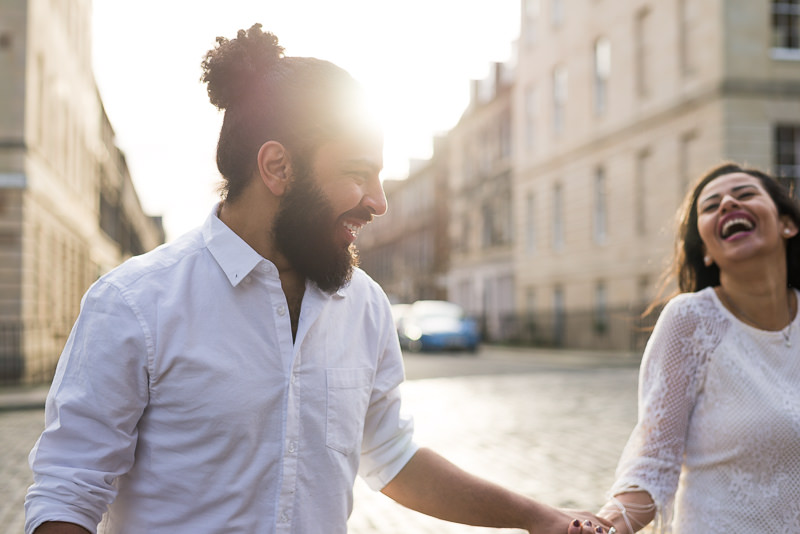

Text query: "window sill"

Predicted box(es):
[771, 47, 800, 61]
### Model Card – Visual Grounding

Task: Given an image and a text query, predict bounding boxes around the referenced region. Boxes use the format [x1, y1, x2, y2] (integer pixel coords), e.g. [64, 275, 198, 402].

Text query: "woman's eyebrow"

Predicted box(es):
[699, 184, 758, 206]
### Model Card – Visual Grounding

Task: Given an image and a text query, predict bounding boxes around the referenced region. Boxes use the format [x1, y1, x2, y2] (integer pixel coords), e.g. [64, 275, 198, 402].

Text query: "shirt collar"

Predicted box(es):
[201, 203, 349, 298]
[202, 204, 269, 287]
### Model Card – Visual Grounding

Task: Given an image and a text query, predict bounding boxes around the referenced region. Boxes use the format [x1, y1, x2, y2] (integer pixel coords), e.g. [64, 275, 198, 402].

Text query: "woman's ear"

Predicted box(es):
[781, 215, 799, 239]
[256, 141, 291, 196]
[701, 245, 713, 267]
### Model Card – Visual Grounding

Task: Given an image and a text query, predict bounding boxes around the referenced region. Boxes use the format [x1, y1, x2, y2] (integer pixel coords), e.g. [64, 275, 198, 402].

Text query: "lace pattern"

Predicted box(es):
[609, 287, 800, 533]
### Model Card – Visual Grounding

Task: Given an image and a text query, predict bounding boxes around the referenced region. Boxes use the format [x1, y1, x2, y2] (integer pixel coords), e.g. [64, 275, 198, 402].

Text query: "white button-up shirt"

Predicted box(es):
[25, 207, 418, 534]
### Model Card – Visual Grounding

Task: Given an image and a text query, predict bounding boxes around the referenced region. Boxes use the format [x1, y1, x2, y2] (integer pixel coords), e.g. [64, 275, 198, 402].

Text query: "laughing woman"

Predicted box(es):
[569, 162, 800, 534]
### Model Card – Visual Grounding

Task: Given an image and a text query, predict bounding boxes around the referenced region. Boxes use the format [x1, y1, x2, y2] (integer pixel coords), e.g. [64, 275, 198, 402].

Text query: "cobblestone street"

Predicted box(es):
[349, 362, 639, 533]
[0, 409, 45, 534]
[1, 349, 641, 534]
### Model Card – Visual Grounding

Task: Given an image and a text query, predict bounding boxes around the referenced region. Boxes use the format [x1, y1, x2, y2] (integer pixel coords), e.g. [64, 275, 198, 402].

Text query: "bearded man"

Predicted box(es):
[24, 24, 609, 534]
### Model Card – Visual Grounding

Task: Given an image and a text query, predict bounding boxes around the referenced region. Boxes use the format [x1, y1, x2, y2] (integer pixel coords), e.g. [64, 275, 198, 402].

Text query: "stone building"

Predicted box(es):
[352, 0, 800, 350]
[512, 0, 800, 349]
[446, 62, 516, 341]
[358, 137, 450, 304]
[0, 0, 164, 383]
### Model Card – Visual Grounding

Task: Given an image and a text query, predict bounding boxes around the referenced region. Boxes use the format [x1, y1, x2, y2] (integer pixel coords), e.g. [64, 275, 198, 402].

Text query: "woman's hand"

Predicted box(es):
[566, 516, 616, 534]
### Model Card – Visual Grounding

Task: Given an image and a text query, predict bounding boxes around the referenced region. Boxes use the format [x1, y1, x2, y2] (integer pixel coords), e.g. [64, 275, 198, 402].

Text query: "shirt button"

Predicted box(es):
[260, 263, 272, 274]
[242, 276, 252, 285]
[279, 513, 289, 523]
[291, 374, 298, 385]
[277, 305, 286, 316]
[288, 441, 297, 453]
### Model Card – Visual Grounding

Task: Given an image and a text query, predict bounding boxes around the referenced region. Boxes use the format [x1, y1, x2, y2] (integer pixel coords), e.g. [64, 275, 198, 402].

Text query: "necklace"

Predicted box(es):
[717, 287, 794, 347]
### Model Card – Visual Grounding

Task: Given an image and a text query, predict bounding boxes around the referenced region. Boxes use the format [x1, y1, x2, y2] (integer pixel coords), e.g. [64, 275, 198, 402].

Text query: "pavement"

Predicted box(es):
[0, 346, 646, 534]
[0, 345, 640, 411]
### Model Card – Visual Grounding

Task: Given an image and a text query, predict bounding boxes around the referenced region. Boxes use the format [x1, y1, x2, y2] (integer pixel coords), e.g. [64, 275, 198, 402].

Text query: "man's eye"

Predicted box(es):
[347, 172, 368, 183]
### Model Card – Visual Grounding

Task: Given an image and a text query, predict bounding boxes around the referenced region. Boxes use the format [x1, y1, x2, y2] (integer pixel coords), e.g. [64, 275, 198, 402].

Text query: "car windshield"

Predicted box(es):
[411, 301, 465, 320]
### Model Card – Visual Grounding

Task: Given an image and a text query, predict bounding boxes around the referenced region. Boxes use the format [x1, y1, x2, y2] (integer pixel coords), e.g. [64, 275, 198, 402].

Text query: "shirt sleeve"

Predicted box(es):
[357, 293, 419, 491]
[609, 294, 721, 530]
[25, 280, 151, 534]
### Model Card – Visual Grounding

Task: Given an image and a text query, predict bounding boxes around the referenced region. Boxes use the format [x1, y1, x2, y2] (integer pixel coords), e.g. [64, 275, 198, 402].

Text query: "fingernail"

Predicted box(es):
[584, 520, 593, 527]
[596, 528, 604, 533]
[572, 519, 581, 527]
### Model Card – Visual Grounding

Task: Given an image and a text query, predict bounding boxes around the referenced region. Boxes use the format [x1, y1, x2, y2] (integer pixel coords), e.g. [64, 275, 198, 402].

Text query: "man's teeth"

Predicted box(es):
[721, 217, 754, 238]
[344, 222, 361, 236]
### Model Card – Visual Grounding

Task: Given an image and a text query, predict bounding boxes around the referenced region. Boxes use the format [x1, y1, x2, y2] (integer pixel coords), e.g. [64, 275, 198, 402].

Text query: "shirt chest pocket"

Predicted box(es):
[326, 367, 373, 455]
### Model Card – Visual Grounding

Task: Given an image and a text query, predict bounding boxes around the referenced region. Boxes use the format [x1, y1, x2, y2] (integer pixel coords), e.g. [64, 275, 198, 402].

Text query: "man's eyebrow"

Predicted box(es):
[699, 184, 758, 205]
[343, 158, 382, 172]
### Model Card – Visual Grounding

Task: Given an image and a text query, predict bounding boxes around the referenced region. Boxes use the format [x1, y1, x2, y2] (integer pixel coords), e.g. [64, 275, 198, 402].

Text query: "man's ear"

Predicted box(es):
[257, 141, 291, 196]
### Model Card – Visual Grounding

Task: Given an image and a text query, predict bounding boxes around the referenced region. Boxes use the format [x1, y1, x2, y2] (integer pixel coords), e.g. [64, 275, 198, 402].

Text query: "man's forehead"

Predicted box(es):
[315, 136, 383, 168]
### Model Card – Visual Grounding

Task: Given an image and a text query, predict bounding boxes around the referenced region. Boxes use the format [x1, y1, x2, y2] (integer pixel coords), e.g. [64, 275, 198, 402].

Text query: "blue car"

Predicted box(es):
[398, 300, 480, 353]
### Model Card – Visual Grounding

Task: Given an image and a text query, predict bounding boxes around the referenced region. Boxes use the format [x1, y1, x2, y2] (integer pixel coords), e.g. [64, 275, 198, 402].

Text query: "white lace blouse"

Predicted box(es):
[610, 286, 800, 533]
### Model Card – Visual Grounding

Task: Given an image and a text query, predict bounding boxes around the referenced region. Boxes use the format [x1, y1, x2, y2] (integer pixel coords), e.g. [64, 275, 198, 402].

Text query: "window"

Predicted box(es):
[499, 112, 512, 160]
[635, 8, 651, 98]
[552, 182, 564, 250]
[772, 0, 800, 57]
[635, 149, 651, 235]
[551, 0, 565, 26]
[552, 66, 568, 135]
[678, 0, 699, 75]
[679, 130, 698, 194]
[526, 288, 536, 317]
[482, 202, 494, 249]
[525, 192, 537, 254]
[775, 125, 800, 193]
[637, 275, 652, 309]
[525, 0, 541, 45]
[594, 38, 611, 114]
[460, 213, 472, 253]
[593, 167, 607, 243]
[525, 288, 537, 334]
[553, 285, 565, 345]
[594, 281, 608, 334]
[525, 85, 537, 150]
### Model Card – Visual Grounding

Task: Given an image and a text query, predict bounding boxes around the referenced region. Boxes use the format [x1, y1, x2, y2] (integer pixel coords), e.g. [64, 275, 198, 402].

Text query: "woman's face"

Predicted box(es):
[696, 172, 797, 272]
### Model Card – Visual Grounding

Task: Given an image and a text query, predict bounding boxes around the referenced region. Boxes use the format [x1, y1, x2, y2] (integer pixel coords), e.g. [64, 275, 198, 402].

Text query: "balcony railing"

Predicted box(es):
[0, 322, 70, 386]
[481, 305, 662, 353]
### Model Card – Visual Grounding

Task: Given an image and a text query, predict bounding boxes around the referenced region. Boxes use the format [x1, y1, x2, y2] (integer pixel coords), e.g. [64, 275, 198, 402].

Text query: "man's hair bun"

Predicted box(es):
[200, 23, 284, 110]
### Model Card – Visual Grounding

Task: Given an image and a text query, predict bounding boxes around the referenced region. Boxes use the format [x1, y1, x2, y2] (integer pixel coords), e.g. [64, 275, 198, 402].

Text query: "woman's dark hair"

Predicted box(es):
[200, 24, 373, 202]
[656, 161, 800, 305]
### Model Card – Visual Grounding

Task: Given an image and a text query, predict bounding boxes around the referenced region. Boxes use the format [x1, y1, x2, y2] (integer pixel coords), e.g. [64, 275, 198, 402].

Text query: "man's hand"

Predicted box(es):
[380, 447, 613, 533]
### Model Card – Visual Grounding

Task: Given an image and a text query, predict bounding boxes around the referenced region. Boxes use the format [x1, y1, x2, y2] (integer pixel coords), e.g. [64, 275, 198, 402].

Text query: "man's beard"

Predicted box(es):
[273, 172, 361, 293]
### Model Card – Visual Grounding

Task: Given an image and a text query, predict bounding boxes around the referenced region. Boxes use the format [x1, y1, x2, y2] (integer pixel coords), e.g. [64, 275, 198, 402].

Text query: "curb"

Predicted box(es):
[0, 386, 49, 412]
[0, 347, 641, 411]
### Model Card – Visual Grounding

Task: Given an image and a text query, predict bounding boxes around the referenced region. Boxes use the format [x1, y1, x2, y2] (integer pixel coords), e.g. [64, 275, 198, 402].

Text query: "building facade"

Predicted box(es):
[0, 0, 164, 383]
[355, 0, 800, 351]
[359, 137, 450, 304]
[512, 0, 800, 349]
[446, 62, 516, 341]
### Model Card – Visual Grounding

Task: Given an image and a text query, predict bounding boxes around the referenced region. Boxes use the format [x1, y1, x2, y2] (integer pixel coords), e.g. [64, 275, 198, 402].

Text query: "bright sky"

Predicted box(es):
[92, 0, 520, 241]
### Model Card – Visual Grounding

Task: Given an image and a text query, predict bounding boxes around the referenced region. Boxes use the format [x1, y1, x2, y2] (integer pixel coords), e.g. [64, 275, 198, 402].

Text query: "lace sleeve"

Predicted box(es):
[609, 292, 725, 532]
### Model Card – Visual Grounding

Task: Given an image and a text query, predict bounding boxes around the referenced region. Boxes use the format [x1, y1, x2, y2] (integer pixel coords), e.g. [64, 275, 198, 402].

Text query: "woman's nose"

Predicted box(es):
[719, 193, 740, 212]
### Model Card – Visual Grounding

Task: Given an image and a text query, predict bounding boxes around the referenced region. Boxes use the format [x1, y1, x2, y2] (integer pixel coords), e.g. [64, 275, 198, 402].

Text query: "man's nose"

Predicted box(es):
[363, 179, 387, 216]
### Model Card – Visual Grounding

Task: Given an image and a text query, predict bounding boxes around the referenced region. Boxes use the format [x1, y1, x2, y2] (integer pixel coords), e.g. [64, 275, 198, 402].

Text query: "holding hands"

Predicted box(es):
[566, 517, 616, 534]
[564, 490, 656, 534]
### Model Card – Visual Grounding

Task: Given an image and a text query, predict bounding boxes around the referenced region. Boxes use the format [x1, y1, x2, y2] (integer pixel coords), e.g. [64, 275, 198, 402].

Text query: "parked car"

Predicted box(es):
[397, 300, 480, 353]
[390, 303, 412, 337]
